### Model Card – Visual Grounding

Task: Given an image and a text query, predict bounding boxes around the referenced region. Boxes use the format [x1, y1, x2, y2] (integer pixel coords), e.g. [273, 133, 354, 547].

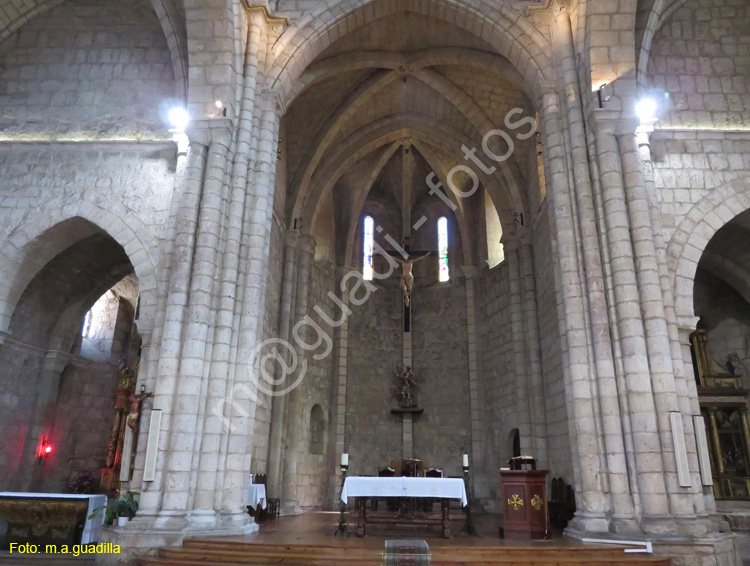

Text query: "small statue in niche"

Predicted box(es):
[393, 366, 418, 408]
[724, 353, 741, 376]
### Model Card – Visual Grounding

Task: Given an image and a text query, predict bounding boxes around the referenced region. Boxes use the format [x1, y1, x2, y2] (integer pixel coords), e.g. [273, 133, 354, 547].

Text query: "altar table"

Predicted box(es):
[341, 477, 467, 538]
[246, 483, 267, 511]
[0, 492, 107, 546]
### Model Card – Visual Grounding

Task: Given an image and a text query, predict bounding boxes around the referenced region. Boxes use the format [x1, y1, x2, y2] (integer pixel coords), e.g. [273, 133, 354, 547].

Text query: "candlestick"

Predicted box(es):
[462, 453, 469, 468]
[341, 453, 349, 467]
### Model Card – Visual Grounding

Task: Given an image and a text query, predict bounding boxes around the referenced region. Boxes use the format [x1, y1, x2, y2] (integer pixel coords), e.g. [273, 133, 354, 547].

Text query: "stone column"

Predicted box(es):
[591, 114, 672, 531]
[505, 239, 531, 454]
[193, 9, 267, 518]
[267, 230, 300, 499]
[553, 8, 636, 531]
[538, 87, 608, 533]
[462, 265, 489, 500]
[280, 234, 315, 515]
[129, 133, 189, 489]
[137, 134, 208, 522]
[151, 123, 231, 528]
[678, 323, 716, 516]
[618, 126, 696, 523]
[519, 239, 549, 466]
[329, 264, 352, 507]
[219, 94, 281, 526]
[637, 127, 711, 528]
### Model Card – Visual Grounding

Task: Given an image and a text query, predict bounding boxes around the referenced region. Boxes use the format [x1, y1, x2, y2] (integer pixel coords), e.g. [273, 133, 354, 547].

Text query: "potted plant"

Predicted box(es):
[89, 490, 139, 526]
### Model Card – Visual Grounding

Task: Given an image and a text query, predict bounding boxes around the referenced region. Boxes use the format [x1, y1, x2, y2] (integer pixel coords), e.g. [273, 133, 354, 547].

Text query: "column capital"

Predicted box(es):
[298, 234, 316, 254]
[186, 118, 233, 148]
[242, 2, 290, 29]
[284, 229, 300, 248]
[461, 265, 479, 279]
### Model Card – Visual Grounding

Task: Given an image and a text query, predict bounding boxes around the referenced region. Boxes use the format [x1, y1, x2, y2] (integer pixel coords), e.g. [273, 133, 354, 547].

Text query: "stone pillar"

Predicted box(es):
[505, 239, 531, 455]
[538, 87, 608, 533]
[136, 134, 208, 523]
[129, 134, 189, 490]
[519, 239, 549, 467]
[157, 123, 231, 528]
[637, 126, 711, 528]
[591, 114, 673, 532]
[329, 264, 352, 507]
[219, 94, 281, 526]
[193, 9, 267, 519]
[268, 230, 300, 499]
[553, 8, 636, 531]
[462, 265, 489, 500]
[280, 234, 315, 515]
[618, 125, 696, 524]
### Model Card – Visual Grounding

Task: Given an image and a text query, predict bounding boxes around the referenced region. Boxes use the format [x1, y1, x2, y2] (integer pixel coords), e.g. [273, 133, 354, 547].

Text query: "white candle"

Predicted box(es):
[462, 454, 469, 467]
[341, 453, 349, 466]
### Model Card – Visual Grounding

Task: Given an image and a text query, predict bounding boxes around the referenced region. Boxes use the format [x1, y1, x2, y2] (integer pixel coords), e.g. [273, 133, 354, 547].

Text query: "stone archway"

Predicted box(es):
[668, 176, 750, 327]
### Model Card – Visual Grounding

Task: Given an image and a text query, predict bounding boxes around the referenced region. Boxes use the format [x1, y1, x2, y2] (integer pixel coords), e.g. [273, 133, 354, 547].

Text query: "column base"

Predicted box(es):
[280, 500, 302, 516]
[564, 512, 610, 535]
[566, 520, 739, 565]
[96, 512, 258, 565]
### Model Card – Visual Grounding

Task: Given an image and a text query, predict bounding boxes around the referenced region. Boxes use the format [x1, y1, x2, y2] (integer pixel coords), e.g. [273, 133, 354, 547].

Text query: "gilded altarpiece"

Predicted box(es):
[692, 328, 750, 500]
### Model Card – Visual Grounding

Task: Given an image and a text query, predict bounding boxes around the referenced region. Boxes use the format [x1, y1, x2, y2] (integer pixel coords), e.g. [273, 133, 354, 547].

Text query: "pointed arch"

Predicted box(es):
[668, 175, 750, 327]
[0, 204, 159, 335]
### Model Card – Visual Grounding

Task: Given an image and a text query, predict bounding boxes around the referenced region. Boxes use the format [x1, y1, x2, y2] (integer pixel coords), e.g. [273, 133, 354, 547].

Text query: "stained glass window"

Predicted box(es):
[438, 216, 449, 282]
[363, 215, 374, 281]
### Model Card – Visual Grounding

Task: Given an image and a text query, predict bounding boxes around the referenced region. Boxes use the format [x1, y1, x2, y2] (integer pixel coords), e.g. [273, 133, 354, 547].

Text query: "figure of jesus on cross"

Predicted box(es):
[392, 251, 431, 307]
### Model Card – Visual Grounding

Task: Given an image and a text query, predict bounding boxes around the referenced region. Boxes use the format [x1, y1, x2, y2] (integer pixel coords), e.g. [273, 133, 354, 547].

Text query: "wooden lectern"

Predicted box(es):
[500, 458, 548, 540]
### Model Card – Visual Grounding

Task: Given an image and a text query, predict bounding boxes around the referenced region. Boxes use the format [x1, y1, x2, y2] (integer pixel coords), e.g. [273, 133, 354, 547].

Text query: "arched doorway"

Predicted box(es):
[0, 218, 142, 493]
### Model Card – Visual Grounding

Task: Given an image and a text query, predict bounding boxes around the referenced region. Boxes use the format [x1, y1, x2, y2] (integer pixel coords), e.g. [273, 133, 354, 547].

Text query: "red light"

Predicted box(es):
[44, 445, 52, 454]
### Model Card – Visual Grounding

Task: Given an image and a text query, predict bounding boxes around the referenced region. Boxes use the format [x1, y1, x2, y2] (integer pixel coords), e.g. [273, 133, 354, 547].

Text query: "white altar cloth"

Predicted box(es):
[246, 483, 267, 510]
[341, 477, 467, 506]
[0, 492, 107, 544]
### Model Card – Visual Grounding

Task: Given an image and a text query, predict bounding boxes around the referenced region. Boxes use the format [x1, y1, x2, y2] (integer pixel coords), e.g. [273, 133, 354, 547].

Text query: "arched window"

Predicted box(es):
[437, 216, 449, 282]
[363, 215, 374, 281]
[309, 404, 325, 455]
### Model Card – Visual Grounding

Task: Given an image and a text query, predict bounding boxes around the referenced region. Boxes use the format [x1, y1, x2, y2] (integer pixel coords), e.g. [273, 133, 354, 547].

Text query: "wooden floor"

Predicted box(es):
[141, 511, 672, 566]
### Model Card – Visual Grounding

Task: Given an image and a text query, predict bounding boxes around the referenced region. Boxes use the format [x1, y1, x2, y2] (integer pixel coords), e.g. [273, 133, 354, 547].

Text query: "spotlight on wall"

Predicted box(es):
[635, 97, 658, 122]
[37, 437, 52, 461]
[168, 107, 190, 131]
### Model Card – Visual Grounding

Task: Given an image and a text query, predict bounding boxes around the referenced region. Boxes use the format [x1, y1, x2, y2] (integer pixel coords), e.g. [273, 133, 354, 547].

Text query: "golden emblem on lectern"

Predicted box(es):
[531, 494, 543, 510]
[507, 494, 524, 510]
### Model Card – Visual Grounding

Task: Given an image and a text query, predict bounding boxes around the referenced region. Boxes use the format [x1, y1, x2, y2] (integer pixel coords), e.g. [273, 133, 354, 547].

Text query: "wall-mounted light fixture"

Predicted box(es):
[167, 107, 190, 132]
[37, 437, 52, 461]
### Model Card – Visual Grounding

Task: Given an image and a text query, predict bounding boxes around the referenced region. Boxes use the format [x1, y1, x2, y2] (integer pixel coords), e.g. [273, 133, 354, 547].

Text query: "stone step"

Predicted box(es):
[140, 541, 671, 566]
[0, 553, 95, 566]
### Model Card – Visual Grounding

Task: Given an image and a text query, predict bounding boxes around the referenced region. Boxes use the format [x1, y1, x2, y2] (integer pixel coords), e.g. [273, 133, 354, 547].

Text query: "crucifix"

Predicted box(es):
[386, 143, 435, 460]
[385, 143, 437, 333]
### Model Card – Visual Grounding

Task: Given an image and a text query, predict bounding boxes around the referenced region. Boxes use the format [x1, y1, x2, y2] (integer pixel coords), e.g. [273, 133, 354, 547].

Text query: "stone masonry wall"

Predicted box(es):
[0, 340, 44, 487]
[0, 0, 176, 140]
[412, 277, 470, 477]
[345, 277, 403, 477]
[42, 359, 119, 492]
[295, 258, 336, 508]
[650, 131, 750, 244]
[478, 262, 514, 493]
[646, 0, 750, 130]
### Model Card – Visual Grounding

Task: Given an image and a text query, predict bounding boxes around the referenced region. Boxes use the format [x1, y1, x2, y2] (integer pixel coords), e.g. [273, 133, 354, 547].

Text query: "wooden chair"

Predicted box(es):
[549, 477, 575, 529]
[251, 473, 280, 521]
[372, 467, 396, 511]
[422, 468, 443, 512]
